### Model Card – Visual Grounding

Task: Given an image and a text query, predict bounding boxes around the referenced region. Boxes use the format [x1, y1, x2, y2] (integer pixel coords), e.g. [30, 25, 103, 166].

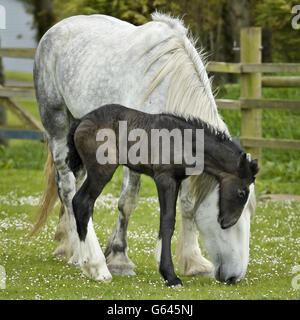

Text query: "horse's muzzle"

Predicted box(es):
[215, 265, 239, 284]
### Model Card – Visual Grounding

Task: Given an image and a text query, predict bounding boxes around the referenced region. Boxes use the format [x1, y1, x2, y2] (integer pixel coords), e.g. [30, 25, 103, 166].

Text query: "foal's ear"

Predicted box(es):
[250, 159, 259, 176]
[237, 153, 248, 175]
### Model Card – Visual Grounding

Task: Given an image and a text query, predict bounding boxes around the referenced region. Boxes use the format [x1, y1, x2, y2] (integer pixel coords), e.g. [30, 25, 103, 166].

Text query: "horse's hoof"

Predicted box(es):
[67, 254, 80, 267]
[108, 264, 136, 276]
[166, 277, 183, 288]
[53, 247, 69, 260]
[94, 272, 113, 283]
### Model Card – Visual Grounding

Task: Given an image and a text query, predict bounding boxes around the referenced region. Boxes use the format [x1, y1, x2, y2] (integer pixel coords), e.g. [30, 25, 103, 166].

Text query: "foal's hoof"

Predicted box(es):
[166, 277, 183, 288]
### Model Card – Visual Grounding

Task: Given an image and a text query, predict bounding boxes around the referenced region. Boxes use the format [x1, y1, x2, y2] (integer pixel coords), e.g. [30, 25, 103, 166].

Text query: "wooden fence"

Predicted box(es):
[0, 27, 300, 164]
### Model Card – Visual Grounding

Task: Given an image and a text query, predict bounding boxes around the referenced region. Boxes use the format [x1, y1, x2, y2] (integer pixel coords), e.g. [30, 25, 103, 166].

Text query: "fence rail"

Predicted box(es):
[207, 62, 300, 74]
[0, 48, 36, 59]
[0, 27, 300, 161]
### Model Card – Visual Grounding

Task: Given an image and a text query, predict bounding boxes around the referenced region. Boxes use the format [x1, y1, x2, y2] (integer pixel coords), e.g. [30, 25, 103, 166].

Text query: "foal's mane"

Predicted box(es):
[144, 12, 232, 206]
[162, 111, 231, 144]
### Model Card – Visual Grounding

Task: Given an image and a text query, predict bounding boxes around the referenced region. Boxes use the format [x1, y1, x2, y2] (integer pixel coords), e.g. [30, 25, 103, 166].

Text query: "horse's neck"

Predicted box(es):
[203, 133, 238, 174]
[140, 35, 229, 135]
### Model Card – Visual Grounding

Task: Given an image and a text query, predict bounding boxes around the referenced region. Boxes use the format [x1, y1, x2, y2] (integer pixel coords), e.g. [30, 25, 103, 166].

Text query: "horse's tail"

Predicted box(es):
[29, 142, 59, 237]
[66, 118, 83, 176]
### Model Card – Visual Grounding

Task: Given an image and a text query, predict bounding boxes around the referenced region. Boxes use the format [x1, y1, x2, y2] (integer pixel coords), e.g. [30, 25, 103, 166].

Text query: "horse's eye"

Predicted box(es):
[237, 188, 246, 199]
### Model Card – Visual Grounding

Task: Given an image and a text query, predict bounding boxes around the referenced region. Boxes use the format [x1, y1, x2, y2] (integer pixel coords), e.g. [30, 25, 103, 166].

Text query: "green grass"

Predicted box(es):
[4, 70, 33, 83]
[0, 72, 299, 300]
[0, 167, 299, 300]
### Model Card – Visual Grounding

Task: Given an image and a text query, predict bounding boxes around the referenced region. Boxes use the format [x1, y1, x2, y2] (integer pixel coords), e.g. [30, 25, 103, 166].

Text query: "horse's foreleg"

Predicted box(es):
[105, 167, 140, 275]
[176, 180, 213, 276]
[73, 165, 117, 282]
[155, 174, 182, 287]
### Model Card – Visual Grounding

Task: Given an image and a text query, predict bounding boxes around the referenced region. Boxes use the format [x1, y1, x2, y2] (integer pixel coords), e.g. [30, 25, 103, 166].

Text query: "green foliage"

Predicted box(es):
[18, 0, 55, 40]
[253, 0, 300, 62]
[53, 0, 154, 25]
[52, 0, 226, 54]
[0, 141, 47, 170]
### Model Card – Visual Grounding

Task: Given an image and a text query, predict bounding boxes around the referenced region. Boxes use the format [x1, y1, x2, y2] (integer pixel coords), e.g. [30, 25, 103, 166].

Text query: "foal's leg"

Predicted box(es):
[155, 174, 182, 287]
[105, 167, 140, 275]
[176, 180, 213, 276]
[73, 165, 117, 282]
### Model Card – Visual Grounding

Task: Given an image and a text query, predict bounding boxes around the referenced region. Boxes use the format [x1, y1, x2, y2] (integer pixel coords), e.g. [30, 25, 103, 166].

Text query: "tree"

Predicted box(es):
[53, 0, 157, 25]
[53, 0, 226, 59]
[253, 0, 300, 62]
[18, 0, 55, 40]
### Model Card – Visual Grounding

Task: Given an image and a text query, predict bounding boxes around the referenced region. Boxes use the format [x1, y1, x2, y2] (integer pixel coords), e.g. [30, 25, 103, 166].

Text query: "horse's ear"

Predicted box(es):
[250, 159, 259, 176]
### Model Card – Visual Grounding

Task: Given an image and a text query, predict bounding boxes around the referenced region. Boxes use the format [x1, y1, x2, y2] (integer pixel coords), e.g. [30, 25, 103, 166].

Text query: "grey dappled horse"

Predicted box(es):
[33, 13, 256, 284]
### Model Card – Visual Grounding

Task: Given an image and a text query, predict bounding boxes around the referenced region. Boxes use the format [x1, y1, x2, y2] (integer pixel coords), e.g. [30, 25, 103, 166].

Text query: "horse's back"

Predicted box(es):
[35, 14, 182, 119]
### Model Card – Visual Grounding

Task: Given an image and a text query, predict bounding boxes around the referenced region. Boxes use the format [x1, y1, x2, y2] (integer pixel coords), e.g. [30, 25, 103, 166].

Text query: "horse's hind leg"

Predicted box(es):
[53, 167, 86, 261]
[49, 133, 81, 265]
[73, 165, 117, 282]
[34, 49, 81, 263]
[38, 103, 80, 263]
[105, 167, 140, 275]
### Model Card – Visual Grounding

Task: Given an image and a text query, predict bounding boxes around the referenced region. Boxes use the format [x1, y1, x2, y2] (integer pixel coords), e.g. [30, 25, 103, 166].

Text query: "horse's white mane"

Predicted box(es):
[145, 12, 229, 134]
[144, 12, 231, 205]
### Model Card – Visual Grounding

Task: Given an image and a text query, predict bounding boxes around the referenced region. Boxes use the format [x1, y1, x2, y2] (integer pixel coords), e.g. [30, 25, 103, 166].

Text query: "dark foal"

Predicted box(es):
[66, 104, 259, 287]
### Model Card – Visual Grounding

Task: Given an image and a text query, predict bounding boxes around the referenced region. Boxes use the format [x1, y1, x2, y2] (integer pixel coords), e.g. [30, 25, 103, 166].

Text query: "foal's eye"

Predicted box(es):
[237, 188, 247, 199]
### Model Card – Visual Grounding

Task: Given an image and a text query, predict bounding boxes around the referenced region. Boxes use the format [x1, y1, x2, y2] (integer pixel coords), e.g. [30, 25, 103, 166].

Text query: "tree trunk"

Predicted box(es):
[32, 0, 54, 41]
[223, 0, 251, 83]
[226, 0, 251, 62]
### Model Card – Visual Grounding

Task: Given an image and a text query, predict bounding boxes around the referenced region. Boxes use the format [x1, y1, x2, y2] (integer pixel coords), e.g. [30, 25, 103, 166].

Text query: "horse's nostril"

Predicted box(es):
[226, 276, 238, 285]
[215, 266, 239, 284]
[215, 266, 225, 282]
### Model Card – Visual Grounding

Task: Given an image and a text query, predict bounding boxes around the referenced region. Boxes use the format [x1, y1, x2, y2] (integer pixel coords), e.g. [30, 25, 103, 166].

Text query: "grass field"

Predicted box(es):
[0, 72, 299, 300]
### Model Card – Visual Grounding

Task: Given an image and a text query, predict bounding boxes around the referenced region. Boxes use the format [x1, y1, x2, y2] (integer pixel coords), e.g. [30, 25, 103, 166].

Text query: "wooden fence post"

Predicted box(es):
[240, 27, 262, 165]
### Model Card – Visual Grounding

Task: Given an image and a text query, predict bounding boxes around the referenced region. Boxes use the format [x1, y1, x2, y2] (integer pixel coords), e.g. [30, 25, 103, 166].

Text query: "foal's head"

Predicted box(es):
[211, 153, 259, 229]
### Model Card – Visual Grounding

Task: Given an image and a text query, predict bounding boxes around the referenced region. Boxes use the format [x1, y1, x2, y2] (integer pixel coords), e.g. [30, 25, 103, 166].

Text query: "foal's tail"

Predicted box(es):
[29, 141, 59, 237]
[66, 119, 83, 176]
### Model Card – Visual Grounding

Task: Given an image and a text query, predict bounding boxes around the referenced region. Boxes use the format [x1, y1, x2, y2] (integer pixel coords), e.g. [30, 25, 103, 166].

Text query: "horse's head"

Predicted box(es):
[194, 182, 256, 284]
[194, 153, 259, 283]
